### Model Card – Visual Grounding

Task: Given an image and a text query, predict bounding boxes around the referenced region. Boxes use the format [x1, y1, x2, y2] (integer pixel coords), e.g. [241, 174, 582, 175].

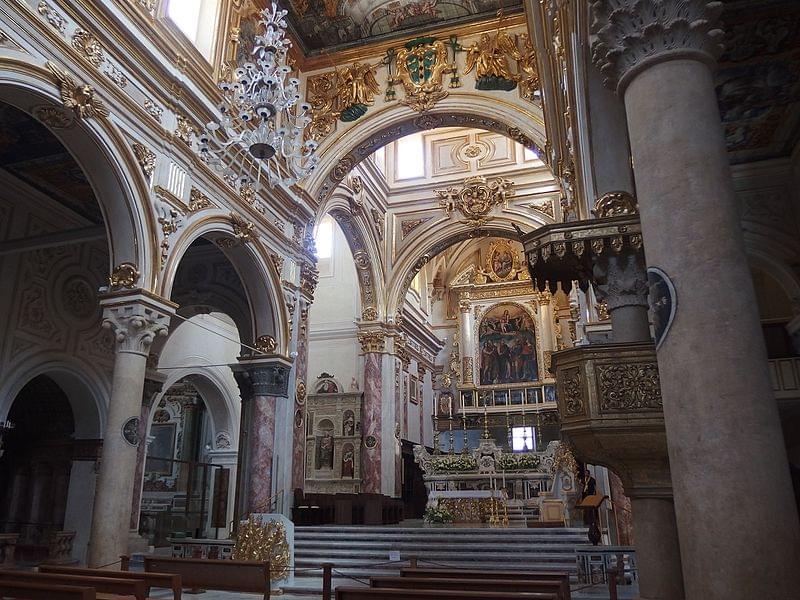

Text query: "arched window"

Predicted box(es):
[166, 0, 221, 60]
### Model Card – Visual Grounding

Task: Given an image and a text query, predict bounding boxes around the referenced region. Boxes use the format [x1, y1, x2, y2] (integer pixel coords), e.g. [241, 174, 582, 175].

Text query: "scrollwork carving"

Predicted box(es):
[597, 362, 662, 411]
[561, 367, 584, 416]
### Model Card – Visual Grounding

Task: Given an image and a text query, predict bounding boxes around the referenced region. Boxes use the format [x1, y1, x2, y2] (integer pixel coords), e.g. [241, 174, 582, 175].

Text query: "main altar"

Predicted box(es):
[414, 437, 580, 525]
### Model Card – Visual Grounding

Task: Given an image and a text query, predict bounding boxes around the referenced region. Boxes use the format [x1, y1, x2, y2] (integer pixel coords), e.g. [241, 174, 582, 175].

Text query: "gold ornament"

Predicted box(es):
[109, 263, 140, 288]
[393, 39, 451, 112]
[232, 516, 290, 583]
[593, 191, 638, 218]
[131, 142, 155, 179]
[188, 188, 213, 212]
[436, 175, 514, 225]
[46, 62, 108, 119]
[255, 334, 277, 354]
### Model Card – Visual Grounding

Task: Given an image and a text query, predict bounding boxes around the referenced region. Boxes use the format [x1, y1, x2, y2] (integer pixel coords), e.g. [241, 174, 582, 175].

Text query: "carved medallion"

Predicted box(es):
[109, 262, 140, 288]
[364, 435, 378, 449]
[648, 266, 677, 350]
[255, 334, 277, 354]
[122, 417, 140, 446]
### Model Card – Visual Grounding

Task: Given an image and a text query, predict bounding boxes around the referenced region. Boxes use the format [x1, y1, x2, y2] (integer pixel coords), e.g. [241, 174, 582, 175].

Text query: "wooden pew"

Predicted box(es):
[0, 570, 147, 600]
[0, 580, 95, 600]
[336, 587, 559, 600]
[41, 564, 182, 600]
[143, 556, 270, 600]
[400, 568, 571, 600]
[370, 576, 560, 600]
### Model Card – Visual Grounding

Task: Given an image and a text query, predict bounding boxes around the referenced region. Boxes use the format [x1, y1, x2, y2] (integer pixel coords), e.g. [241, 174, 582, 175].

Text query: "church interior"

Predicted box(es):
[0, 0, 798, 599]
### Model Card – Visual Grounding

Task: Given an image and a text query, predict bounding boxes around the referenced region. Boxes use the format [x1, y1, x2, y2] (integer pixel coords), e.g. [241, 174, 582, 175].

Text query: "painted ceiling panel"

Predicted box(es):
[282, 0, 523, 54]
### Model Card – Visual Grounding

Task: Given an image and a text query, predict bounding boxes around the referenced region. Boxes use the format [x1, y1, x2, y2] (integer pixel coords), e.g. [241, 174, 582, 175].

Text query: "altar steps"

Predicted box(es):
[284, 525, 588, 597]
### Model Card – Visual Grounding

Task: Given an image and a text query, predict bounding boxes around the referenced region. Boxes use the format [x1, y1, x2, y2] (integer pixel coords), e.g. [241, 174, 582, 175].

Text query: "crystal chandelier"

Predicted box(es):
[197, 2, 318, 189]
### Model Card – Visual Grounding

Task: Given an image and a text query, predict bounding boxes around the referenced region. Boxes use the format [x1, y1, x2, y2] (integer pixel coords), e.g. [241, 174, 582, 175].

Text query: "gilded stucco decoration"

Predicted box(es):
[217, 213, 255, 248]
[174, 115, 194, 146]
[72, 29, 105, 68]
[188, 188, 213, 211]
[131, 142, 156, 180]
[593, 191, 638, 218]
[109, 262, 141, 289]
[307, 62, 381, 142]
[474, 239, 525, 283]
[296, 379, 307, 405]
[300, 261, 319, 297]
[401, 217, 432, 238]
[389, 38, 455, 112]
[435, 175, 515, 225]
[530, 199, 554, 218]
[46, 62, 109, 119]
[37, 1, 66, 34]
[143, 99, 163, 123]
[362, 306, 378, 321]
[255, 334, 278, 354]
[357, 330, 386, 353]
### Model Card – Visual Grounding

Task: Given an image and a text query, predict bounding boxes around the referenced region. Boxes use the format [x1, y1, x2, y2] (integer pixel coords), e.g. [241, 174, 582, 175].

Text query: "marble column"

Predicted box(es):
[361, 349, 383, 494]
[592, 2, 800, 597]
[458, 298, 475, 385]
[88, 292, 172, 567]
[233, 357, 291, 519]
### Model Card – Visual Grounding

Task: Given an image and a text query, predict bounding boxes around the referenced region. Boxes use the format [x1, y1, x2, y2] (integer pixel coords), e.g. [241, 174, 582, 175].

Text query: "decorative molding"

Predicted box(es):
[300, 261, 319, 298]
[561, 366, 584, 416]
[401, 217, 432, 238]
[530, 199, 554, 218]
[435, 175, 515, 225]
[174, 114, 194, 145]
[188, 188, 213, 211]
[45, 62, 108, 119]
[143, 98, 163, 123]
[238, 361, 292, 397]
[37, 1, 66, 34]
[131, 142, 156, 179]
[597, 362, 662, 412]
[101, 299, 171, 355]
[72, 29, 105, 68]
[590, 0, 725, 92]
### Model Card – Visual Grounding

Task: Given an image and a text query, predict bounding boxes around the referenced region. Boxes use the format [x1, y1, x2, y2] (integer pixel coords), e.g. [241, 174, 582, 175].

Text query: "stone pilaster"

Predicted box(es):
[88, 291, 173, 568]
[592, 2, 800, 598]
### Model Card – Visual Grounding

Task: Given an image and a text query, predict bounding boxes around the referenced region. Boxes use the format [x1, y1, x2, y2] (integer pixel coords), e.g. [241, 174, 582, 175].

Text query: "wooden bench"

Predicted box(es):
[143, 556, 270, 600]
[336, 587, 560, 600]
[0, 580, 95, 600]
[370, 577, 560, 600]
[400, 568, 571, 600]
[42, 564, 181, 600]
[0, 570, 147, 600]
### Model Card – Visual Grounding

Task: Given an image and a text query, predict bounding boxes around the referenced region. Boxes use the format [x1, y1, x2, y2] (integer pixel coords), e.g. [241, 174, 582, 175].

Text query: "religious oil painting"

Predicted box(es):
[479, 303, 538, 385]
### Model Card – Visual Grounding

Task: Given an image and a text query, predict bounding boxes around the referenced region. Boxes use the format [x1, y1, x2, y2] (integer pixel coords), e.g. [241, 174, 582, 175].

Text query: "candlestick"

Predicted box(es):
[462, 415, 469, 453]
[483, 406, 489, 440]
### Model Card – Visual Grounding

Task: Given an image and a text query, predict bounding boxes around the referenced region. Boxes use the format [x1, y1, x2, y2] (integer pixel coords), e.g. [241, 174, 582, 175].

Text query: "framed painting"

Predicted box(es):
[479, 303, 539, 385]
[146, 423, 176, 475]
[409, 375, 420, 405]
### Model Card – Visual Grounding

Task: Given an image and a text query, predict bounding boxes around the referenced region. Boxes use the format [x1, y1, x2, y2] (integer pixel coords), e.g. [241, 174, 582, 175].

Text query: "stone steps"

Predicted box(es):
[283, 524, 589, 597]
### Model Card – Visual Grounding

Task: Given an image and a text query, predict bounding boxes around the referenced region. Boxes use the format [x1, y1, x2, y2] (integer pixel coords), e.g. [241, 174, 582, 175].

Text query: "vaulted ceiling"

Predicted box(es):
[283, 0, 522, 55]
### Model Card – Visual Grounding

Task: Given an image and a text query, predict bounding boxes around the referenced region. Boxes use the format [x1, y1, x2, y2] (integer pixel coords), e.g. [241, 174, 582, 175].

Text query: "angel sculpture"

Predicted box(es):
[463, 32, 518, 91]
[46, 62, 109, 119]
[337, 62, 381, 121]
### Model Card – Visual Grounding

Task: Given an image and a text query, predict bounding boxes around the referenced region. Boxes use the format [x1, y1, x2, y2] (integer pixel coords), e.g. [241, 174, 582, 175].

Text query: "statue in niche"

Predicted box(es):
[342, 448, 355, 478]
[316, 432, 334, 469]
[343, 412, 355, 437]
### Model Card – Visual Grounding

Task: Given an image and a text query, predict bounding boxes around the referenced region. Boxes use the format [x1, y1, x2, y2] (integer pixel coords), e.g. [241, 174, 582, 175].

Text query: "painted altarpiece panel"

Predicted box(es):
[478, 303, 538, 385]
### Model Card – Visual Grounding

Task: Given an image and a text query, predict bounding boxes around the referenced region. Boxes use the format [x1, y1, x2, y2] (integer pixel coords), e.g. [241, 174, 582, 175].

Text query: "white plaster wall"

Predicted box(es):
[308, 220, 361, 385]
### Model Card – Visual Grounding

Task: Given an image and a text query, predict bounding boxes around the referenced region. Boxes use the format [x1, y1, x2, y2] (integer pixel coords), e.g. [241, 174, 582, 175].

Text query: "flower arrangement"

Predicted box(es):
[429, 454, 478, 474]
[497, 453, 541, 471]
[424, 506, 455, 524]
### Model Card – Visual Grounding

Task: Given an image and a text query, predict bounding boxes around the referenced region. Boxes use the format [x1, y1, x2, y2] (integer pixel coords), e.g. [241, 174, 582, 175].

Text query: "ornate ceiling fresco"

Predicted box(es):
[0, 103, 102, 224]
[281, 0, 523, 54]
[716, 0, 800, 164]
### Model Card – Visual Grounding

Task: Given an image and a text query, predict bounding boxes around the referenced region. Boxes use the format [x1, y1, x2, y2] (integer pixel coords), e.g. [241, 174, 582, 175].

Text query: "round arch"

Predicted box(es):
[0, 354, 108, 439]
[320, 186, 386, 318]
[149, 368, 239, 450]
[304, 95, 549, 206]
[386, 216, 548, 317]
[0, 55, 158, 290]
[160, 213, 290, 354]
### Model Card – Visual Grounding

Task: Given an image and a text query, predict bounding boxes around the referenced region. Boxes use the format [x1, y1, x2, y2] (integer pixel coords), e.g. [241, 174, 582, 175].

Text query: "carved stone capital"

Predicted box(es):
[100, 292, 174, 356]
[592, 251, 649, 311]
[590, 0, 725, 92]
[235, 356, 293, 398]
[358, 329, 387, 353]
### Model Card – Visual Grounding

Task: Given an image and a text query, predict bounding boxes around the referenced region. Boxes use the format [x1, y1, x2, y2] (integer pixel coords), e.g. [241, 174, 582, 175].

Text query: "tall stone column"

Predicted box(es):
[458, 298, 475, 385]
[88, 292, 173, 568]
[592, 2, 800, 597]
[357, 329, 388, 494]
[232, 357, 291, 520]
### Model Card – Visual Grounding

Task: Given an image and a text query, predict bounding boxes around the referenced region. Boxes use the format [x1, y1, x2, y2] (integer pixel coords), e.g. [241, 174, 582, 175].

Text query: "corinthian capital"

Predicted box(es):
[591, 0, 725, 92]
[100, 291, 174, 355]
[592, 252, 649, 310]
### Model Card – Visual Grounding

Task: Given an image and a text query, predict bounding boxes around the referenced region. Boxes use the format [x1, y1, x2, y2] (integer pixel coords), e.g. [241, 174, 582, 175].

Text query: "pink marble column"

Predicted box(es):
[233, 357, 291, 519]
[361, 352, 382, 493]
[394, 363, 403, 497]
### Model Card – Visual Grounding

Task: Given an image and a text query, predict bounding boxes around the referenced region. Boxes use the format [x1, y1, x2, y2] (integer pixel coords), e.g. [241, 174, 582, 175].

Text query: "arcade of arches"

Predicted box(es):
[0, 1, 798, 599]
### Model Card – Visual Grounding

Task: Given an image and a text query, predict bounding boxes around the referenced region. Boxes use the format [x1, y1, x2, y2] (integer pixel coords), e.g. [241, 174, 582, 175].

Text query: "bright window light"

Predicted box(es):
[315, 218, 333, 259]
[167, 1, 202, 42]
[512, 426, 535, 452]
[373, 145, 386, 175]
[396, 133, 425, 180]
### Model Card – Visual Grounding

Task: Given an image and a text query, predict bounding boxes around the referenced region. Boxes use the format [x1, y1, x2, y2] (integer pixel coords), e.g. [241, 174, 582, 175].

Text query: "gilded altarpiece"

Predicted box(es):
[304, 387, 363, 494]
